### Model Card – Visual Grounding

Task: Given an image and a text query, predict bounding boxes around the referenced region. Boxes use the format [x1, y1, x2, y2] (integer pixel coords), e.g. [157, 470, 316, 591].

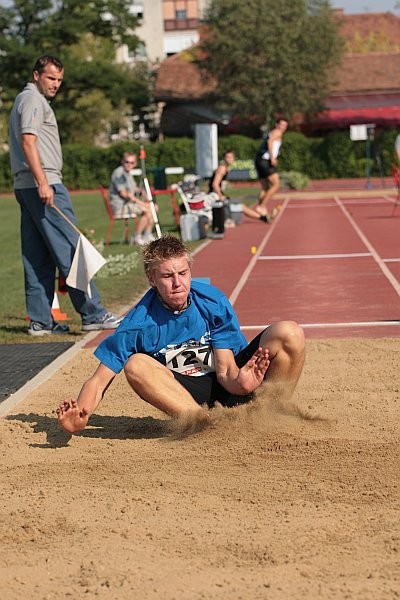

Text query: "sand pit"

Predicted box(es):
[0, 337, 399, 599]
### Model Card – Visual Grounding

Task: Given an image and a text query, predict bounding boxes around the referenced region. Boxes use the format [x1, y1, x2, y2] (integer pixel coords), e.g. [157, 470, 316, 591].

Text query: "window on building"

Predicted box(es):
[133, 42, 147, 61]
[130, 2, 144, 20]
[124, 41, 147, 63]
[163, 0, 199, 31]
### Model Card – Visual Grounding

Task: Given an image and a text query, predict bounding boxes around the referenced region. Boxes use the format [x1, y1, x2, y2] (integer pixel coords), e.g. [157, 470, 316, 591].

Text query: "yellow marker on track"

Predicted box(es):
[251, 246, 257, 255]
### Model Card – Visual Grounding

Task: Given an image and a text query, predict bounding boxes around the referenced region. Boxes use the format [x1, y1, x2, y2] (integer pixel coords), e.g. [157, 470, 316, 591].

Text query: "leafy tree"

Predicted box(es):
[199, 0, 344, 128]
[0, 0, 151, 145]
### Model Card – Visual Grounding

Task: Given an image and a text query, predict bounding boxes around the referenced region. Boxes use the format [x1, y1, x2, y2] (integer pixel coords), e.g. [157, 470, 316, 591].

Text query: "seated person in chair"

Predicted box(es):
[110, 152, 155, 245]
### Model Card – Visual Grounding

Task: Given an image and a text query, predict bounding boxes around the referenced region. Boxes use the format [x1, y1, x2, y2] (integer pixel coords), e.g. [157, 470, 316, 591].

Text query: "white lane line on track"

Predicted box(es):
[259, 253, 371, 260]
[287, 197, 395, 208]
[343, 196, 392, 206]
[335, 195, 400, 297]
[383, 194, 399, 205]
[240, 320, 400, 331]
[228, 197, 290, 306]
[287, 202, 337, 208]
[383, 258, 400, 263]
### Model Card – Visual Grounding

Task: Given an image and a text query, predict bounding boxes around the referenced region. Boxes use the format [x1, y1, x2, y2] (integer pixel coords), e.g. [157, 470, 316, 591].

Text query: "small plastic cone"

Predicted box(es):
[51, 291, 69, 321]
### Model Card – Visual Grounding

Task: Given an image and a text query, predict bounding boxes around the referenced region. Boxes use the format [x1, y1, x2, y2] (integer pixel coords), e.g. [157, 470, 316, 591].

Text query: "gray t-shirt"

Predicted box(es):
[109, 165, 137, 201]
[9, 82, 63, 189]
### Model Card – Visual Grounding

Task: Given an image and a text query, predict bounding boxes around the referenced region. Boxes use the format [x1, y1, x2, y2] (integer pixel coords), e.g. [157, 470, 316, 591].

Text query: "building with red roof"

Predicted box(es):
[154, 10, 400, 136]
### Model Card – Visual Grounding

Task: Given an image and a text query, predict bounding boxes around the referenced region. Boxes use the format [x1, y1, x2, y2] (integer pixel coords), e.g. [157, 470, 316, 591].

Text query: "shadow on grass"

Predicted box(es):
[0, 323, 30, 336]
[7, 412, 169, 447]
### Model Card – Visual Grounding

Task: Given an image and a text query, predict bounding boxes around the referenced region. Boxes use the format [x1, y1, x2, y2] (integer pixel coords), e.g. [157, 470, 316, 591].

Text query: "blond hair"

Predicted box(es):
[142, 235, 192, 277]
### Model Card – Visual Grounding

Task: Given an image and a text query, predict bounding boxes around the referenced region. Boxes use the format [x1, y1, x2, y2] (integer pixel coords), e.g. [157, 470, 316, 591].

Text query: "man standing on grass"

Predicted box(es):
[57, 235, 305, 435]
[9, 55, 122, 336]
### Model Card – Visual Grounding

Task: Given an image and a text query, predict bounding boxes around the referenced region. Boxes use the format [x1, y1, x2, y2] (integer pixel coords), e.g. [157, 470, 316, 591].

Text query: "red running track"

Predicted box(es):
[191, 189, 400, 339]
[86, 186, 400, 348]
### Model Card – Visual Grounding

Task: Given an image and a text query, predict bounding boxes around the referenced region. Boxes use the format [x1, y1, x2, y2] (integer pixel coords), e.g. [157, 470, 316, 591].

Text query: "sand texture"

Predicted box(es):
[0, 337, 399, 600]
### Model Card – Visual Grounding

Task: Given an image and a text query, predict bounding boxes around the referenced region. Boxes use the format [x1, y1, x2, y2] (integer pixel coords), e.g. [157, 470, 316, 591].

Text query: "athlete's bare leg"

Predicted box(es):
[256, 172, 280, 216]
[241, 204, 270, 222]
[257, 177, 269, 205]
[124, 353, 205, 416]
[258, 320, 305, 399]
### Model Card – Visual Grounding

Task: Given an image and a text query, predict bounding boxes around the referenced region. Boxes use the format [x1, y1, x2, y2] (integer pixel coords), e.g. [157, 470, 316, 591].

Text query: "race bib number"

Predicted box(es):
[165, 343, 215, 376]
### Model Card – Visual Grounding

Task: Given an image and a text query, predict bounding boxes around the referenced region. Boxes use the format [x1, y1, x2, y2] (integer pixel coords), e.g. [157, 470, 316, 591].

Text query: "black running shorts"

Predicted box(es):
[254, 157, 277, 179]
[172, 330, 266, 408]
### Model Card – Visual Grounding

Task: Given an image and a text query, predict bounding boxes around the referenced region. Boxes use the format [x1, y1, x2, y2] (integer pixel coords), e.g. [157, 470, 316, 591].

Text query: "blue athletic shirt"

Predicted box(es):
[94, 280, 247, 376]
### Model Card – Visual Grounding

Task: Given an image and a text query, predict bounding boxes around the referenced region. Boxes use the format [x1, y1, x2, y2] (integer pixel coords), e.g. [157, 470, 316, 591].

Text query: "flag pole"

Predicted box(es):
[139, 145, 162, 238]
[52, 205, 106, 296]
[52, 204, 82, 236]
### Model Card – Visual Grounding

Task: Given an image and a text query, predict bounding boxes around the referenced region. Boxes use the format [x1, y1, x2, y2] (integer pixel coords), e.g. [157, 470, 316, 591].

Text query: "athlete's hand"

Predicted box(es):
[236, 347, 270, 392]
[56, 399, 89, 434]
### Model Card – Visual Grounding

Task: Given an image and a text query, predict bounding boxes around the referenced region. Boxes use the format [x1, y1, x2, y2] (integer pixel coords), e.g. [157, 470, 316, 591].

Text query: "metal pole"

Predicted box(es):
[139, 145, 162, 238]
[365, 128, 372, 189]
[365, 127, 371, 188]
[375, 151, 385, 189]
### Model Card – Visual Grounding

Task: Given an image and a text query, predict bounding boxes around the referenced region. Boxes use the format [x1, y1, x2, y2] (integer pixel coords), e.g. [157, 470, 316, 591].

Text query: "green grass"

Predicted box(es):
[0, 183, 257, 344]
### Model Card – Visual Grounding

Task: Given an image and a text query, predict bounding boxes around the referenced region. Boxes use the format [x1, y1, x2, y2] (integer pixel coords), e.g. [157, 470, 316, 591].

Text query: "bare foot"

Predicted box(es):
[224, 218, 236, 228]
[270, 207, 278, 219]
[255, 205, 267, 216]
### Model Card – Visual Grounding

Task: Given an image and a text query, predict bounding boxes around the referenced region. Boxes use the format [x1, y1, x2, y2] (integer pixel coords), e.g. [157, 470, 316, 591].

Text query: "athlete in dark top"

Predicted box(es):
[209, 150, 271, 223]
[254, 117, 288, 217]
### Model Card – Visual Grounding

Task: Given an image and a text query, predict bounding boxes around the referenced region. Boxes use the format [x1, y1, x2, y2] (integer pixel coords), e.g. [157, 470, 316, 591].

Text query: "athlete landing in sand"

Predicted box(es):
[57, 235, 305, 434]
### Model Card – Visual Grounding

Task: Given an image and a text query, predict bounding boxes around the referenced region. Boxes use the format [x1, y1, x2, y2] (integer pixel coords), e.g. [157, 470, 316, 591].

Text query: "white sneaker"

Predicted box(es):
[134, 235, 146, 246]
[28, 321, 70, 336]
[82, 312, 123, 331]
[143, 232, 156, 243]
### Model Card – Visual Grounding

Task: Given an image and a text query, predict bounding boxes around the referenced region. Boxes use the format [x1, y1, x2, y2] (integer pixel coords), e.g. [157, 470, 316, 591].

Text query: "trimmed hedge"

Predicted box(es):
[1, 129, 398, 193]
[0, 152, 13, 192]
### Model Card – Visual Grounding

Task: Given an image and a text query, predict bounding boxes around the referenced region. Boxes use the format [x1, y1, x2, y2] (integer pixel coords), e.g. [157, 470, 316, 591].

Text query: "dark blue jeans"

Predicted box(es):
[15, 184, 107, 326]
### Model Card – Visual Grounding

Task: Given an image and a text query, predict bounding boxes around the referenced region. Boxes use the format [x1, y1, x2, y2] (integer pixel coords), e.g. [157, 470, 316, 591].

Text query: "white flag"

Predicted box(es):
[66, 235, 106, 298]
